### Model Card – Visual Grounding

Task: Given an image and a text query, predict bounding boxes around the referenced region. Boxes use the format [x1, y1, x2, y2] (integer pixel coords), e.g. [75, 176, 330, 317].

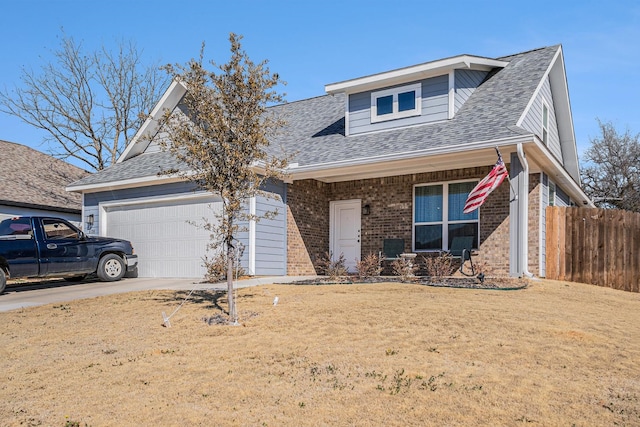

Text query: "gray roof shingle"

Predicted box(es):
[70, 45, 559, 188]
[0, 140, 89, 211]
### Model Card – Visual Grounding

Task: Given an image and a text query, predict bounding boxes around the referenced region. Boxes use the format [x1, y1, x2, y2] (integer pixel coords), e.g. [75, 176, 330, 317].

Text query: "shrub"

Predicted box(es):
[391, 256, 418, 282]
[316, 252, 348, 280]
[355, 253, 383, 280]
[203, 244, 246, 282]
[423, 252, 455, 278]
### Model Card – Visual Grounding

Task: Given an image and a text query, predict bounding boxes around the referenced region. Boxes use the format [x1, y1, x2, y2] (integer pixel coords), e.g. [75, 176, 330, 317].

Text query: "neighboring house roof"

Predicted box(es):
[0, 140, 88, 213]
[68, 45, 586, 203]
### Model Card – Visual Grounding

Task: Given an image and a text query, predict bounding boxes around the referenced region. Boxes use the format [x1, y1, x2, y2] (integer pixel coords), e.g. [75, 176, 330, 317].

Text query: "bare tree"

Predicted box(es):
[581, 120, 640, 211]
[158, 34, 287, 324]
[0, 33, 168, 171]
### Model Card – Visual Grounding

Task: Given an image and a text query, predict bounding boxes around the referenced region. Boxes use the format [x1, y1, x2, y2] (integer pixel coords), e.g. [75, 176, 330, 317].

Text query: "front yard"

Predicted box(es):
[1, 280, 639, 426]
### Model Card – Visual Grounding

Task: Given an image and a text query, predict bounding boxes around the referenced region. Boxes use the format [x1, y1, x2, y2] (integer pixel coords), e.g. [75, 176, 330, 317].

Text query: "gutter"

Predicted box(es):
[288, 134, 533, 177]
[516, 143, 534, 278]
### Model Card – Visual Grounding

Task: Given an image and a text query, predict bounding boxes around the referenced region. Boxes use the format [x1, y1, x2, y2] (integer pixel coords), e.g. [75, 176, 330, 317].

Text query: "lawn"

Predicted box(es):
[1, 279, 639, 426]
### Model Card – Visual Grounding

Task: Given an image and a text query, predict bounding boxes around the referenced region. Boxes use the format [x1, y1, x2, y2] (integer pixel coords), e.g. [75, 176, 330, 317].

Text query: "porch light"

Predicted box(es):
[362, 204, 371, 216]
[86, 214, 94, 229]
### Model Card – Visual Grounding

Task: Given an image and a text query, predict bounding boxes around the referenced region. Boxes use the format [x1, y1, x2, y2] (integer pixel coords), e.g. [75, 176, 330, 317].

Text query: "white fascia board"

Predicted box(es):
[325, 55, 508, 95]
[68, 160, 270, 194]
[448, 70, 455, 119]
[287, 134, 533, 179]
[529, 137, 592, 207]
[515, 46, 580, 184]
[549, 48, 580, 184]
[117, 80, 188, 163]
[66, 173, 185, 193]
[516, 48, 561, 128]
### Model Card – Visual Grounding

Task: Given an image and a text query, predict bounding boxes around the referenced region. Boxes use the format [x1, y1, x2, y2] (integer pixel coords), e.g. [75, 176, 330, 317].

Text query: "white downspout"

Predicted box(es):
[517, 143, 534, 278]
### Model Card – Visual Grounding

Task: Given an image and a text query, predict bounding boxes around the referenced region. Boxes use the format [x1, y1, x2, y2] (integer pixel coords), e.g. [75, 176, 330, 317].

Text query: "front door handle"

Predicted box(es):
[47, 243, 57, 250]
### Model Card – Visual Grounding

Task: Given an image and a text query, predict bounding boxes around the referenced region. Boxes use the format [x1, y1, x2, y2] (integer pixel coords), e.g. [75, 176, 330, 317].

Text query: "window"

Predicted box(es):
[413, 181, 479, 251]
[43, 219, 79, 240]
[371, 83, 421, 123]
[548, 180, 556, 207]
[542, 101, 549, 145]
[0, 217, 32, 236]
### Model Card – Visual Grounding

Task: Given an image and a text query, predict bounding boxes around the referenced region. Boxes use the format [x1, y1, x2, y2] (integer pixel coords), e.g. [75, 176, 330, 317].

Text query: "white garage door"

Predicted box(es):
[105, 196, 222, 278]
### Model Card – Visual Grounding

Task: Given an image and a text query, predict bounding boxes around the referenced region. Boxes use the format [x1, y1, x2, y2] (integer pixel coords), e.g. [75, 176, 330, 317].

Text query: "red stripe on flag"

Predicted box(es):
[463, 158, 508, 214]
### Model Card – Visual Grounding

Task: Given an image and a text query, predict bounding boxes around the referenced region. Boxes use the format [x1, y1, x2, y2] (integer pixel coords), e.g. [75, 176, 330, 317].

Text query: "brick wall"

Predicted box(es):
[476, 176, 511, 275]
[286, 167, 542, 277]
[528, 174, 541, 274]
[286, 179, 329, 275]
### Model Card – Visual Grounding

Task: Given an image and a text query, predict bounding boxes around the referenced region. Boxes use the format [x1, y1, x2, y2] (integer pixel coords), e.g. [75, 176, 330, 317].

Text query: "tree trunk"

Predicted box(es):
[226, 241, 237, 324]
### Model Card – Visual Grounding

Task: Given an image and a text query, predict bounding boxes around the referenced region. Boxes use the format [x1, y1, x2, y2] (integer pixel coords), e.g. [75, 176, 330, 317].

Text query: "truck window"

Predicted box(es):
[0, 218, 33, 236]
[42, 219, 79, 240]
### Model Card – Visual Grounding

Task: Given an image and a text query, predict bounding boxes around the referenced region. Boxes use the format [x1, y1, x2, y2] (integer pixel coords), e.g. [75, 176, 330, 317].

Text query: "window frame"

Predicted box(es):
[542, 100, 549, 145]
[370, 83, 422, 123]
[412, 179, 480, 252]
[42, 218, 80, 240]
[548, 180, 557, 207]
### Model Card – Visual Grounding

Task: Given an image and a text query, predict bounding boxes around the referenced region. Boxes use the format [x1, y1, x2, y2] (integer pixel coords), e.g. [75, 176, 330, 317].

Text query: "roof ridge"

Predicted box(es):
[498, 44, 560, 61]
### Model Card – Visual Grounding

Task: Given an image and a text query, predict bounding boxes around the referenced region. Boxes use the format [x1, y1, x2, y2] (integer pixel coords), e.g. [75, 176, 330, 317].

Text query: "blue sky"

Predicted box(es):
[1, 0, 639, 168]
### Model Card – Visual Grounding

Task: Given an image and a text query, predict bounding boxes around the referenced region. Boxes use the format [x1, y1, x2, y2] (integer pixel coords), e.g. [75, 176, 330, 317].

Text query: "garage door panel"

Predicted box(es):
[105, 197, 221, 278]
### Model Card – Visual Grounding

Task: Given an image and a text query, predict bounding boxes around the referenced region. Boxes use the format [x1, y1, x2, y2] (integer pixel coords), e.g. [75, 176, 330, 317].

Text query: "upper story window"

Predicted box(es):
[371, 83, 422, 123]
[542, 101, 549, 145]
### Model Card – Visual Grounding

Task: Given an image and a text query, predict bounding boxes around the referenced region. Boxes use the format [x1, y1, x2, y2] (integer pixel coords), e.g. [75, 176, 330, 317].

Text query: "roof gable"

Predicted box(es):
[118, 80, 188, 162]
[515, 46, 580, 183]
[70, 45, 583, 201]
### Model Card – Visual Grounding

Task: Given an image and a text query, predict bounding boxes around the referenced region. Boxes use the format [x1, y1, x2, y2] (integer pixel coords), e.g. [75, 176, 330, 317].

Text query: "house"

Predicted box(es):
[67, 44, 591, 279]
[0, 140, 88, 223]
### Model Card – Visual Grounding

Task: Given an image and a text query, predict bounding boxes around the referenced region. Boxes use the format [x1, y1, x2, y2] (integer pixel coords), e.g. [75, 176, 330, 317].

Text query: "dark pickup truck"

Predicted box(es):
[0, 216, 138, 293]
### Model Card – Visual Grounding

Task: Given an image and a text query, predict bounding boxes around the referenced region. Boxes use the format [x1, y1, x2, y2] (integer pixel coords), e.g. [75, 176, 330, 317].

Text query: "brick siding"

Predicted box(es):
[286, 166, 542, 277]
[286, 179, 329, 275]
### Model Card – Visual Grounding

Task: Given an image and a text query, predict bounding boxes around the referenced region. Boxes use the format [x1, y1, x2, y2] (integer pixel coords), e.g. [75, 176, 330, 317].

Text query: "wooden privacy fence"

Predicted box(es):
[546, 206, 640, 292]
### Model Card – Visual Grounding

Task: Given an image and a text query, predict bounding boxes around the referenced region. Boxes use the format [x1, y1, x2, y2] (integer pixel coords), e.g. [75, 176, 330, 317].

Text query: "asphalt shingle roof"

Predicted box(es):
[0, 140, 89, 211]
[70, 45, 559, 188]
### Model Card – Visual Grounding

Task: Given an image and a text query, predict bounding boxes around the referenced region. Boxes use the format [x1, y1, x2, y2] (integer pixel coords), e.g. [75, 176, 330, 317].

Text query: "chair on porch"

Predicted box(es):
[382, 238, 405, 259]
[449, 236, 476, 277]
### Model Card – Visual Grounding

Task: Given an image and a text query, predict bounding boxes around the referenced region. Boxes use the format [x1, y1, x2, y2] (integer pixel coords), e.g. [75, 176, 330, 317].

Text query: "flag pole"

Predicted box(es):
[496, 146, 517, 201]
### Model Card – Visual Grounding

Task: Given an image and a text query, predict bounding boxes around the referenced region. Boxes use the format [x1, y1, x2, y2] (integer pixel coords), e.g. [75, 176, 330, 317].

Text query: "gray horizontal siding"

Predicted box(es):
[348, 75, 449, 135]
[521, 77, 563, 162]
[556, 186, 570, 207]
[254, 191, 286, 275]
[83, 181, 201, 235]
[145, 103, 190, 154]
[454, 70, 488, 114]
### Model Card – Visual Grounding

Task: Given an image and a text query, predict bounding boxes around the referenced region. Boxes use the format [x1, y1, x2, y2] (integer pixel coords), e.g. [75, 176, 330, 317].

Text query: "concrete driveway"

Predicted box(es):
[0, 276, 314, 313]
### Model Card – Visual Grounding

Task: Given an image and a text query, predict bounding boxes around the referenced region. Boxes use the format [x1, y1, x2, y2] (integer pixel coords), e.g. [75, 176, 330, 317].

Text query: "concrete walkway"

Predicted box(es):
[0, 276, 316, 313]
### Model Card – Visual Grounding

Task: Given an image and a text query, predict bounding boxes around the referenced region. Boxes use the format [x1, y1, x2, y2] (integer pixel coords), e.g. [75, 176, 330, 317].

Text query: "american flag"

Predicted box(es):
[463, 154, 508, 214]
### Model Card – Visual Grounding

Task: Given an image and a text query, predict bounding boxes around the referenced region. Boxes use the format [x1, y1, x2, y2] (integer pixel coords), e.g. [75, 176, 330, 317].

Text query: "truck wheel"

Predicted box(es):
[0, 268, 6, 294]
[97, 254, 126, 282]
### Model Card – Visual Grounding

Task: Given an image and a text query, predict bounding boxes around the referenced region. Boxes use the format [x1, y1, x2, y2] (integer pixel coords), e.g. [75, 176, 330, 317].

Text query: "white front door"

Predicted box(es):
[330, 199, 361, 272]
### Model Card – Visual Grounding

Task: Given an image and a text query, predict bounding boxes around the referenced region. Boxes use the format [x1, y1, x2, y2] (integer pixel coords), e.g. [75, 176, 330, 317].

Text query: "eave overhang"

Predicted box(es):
[117, 79, 188, 162]
[325, 55, 508, 95]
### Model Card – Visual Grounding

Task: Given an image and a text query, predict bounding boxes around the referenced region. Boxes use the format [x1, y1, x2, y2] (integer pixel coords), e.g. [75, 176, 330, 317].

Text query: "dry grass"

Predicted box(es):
[1, 279, 640, 426]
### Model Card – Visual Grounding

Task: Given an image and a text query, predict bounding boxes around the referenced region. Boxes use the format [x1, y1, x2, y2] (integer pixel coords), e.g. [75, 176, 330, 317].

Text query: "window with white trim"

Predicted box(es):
[371, 83, 422, 123]
[548, 180, 556, 207]
[542, 101, 549, 145]
[413, 181, 479, 251]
